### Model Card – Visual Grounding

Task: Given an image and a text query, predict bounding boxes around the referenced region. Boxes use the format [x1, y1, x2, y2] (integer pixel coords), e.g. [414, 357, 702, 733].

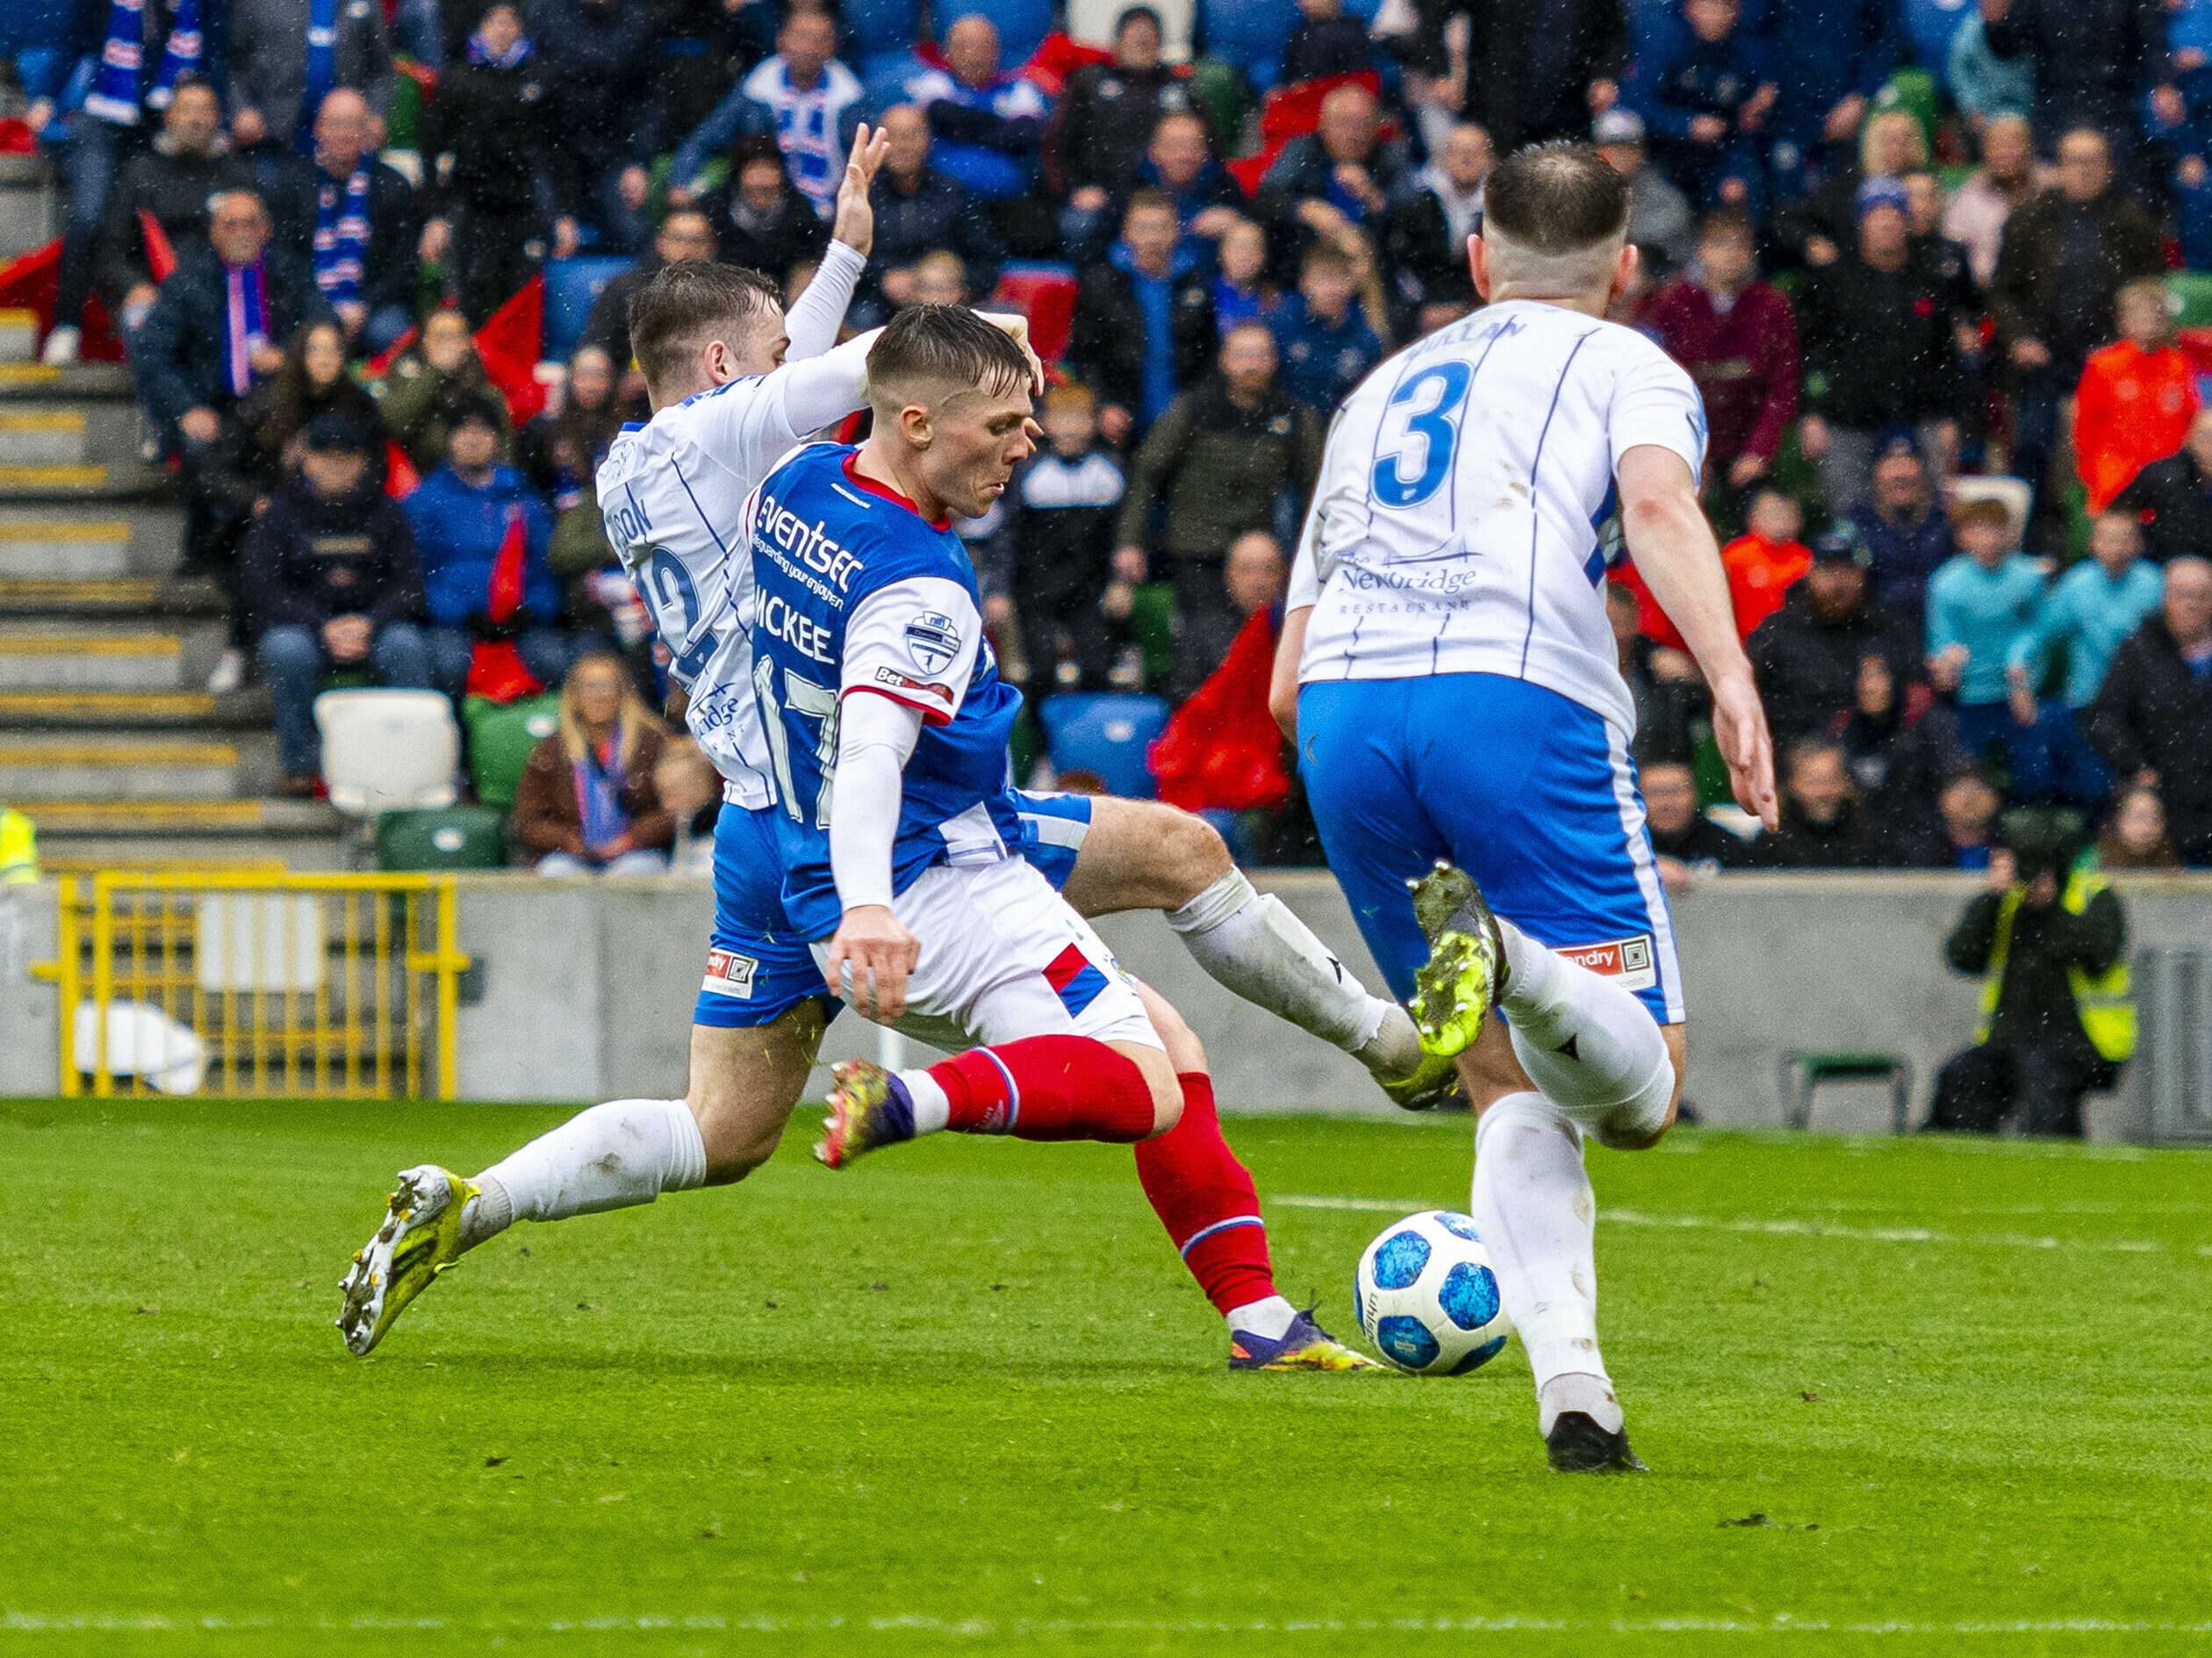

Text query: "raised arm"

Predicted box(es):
[823, 689, 924, 1020]
[1619, 442, 1778, 829]
[784, 126, 892, 362]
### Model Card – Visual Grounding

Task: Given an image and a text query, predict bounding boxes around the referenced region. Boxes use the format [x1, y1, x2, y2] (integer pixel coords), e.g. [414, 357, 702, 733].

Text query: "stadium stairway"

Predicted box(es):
[0, 353, 348, 871]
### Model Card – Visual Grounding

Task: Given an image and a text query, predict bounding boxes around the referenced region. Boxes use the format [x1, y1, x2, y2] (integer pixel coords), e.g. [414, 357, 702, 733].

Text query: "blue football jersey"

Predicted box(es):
[744, 442, 1022, 938]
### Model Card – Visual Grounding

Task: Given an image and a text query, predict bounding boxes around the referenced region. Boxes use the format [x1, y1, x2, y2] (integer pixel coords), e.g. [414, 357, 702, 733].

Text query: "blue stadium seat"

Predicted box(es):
[1038, 693, 1171, 799]
[1196, 0, 1302, 90]
[542, 255, 634, 363]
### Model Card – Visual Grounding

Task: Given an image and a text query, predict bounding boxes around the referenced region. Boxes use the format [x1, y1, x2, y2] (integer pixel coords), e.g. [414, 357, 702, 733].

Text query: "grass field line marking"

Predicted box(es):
[11, 1612, 2212, 1637]
[1275, 1195, 2185, 1256]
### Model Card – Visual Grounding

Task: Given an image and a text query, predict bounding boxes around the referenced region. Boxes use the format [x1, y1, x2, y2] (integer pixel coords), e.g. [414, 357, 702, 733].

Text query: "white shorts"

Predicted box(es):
[812, 855, 1162, 1053]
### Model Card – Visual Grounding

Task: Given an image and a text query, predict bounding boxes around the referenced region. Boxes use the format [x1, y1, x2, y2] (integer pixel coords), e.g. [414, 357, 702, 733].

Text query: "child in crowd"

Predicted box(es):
[1212, 219, 1281, 331]
[1270, 242, 1383, 413]
[1720, 485, 1811, 640]
[1927, 496, 2047, 772]
[1005, 383, 1143, 694]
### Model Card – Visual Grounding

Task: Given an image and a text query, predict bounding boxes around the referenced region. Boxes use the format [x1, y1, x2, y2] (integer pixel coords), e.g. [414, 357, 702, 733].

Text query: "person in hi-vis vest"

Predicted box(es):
[1930, 808, 2135, 1138]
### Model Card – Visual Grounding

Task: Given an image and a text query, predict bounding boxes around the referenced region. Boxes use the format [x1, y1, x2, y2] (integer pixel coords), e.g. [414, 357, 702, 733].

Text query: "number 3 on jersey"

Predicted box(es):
[1372, 362, 1473, 508]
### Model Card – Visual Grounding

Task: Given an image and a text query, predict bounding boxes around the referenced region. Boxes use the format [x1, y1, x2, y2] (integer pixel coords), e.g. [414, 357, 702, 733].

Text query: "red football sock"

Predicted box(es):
[1133, 1072, 1276, 1316]
[928, 1036, 1157, 1143]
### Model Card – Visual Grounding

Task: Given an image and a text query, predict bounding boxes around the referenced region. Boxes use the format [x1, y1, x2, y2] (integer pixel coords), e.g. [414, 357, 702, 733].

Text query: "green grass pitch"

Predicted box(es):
[4, 1097, 2212, 1656]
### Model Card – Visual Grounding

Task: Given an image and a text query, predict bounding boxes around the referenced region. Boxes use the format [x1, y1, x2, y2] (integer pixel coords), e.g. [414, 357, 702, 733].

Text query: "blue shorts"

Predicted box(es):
[693, 788, 1097, 1029]
[1296, 673, 1683, 1024]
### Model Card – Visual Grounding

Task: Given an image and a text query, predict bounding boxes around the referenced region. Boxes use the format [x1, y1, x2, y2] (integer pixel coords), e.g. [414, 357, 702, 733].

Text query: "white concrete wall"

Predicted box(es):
[8, 872, 2209, 1137]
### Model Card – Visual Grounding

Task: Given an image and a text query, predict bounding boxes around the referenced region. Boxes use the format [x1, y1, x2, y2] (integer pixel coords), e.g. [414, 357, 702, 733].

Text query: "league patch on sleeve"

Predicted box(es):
[1555, 935, 1655, 992]
[904, 613, 961, 673]
[700, 948, 758, 1000]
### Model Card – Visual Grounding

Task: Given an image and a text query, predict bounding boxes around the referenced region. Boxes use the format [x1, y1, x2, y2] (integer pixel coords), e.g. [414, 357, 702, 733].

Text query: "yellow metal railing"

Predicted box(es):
[33, 872, 470, 1099]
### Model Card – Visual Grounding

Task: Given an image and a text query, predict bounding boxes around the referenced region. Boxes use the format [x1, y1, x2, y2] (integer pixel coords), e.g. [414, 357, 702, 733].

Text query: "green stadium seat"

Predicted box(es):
[1778, 1050, 1913, 1132]
[2168, 270, 2212, 329]
[376, 806, 508, 871]
[463, 693, 562, 812]
[1127, 581, 1177, 687]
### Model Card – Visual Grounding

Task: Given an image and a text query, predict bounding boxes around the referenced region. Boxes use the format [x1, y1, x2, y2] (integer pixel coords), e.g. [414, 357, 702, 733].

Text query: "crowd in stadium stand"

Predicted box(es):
[7, 0, 2212, 874]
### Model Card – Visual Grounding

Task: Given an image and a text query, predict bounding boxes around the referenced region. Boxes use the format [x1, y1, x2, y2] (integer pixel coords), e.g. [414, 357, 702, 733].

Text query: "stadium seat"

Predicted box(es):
[542, 255, 633, 363]
[1196, 0, 1304, 91]
[463, 692, 562, 811]
[376, 807, 509, 872]
[987, 263, 1079, 362]
[1065, 0, 1194, 55]
[1778, 1051, 1913, 1133]
[315, 690, 460, 819]
[1038, 692, 1171, 798]
[2169, 273, 2212, 329]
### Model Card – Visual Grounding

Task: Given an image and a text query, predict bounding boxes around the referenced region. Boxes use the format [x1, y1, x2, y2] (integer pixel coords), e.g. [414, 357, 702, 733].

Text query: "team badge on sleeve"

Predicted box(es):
[905, 614, 961, 673]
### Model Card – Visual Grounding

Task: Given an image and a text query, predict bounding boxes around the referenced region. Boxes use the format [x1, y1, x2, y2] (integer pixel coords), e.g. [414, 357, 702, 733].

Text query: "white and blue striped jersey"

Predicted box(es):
[1287, 298, 1707, 739]
[592, 244, 871, 808]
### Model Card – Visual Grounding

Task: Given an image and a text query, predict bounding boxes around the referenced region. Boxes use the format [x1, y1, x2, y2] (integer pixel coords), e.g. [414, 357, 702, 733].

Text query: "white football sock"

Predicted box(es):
[1497, 920, 1674, 1146]
[1167, 872, 1420, 1078]
[461, 1098, 707, 1248]
[1224, 1294, 1298, 1341]
[1471, 1092, 1620, 1432]
[896, 1068, 951, 1136]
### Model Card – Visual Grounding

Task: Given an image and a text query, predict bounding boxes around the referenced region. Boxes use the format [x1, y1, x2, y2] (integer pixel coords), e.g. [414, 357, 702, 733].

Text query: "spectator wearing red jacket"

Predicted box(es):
[1720, 485, 1814, 641]
[1636, 207, 1799, 529]
[2074, 278, 2199, 513]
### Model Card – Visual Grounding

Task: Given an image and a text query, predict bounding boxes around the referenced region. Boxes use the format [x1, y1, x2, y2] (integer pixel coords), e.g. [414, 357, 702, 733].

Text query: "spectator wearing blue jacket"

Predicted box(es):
[1987, 509, 2161, 806]
[1742, 0, 1904, 199]
[1627, 0, 1776, 212]
[1948, 0, 2036, 133]
[894, 15, 1051, 202]
[1851, 439, 1954, 625]
[1269, 242, 1384, 418]
[402, 398, 571, 703]
[1928, 495, 2051, 778]
[667, 7, 865, 220]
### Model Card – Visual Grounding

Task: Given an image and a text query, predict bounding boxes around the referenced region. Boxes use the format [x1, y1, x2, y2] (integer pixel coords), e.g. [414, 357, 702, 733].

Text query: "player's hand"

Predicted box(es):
[1710, 669, 1778, 831]
[826, 904, 921, 1021]
[973, 311, 1046, 394]
[831, 124, 893, 257]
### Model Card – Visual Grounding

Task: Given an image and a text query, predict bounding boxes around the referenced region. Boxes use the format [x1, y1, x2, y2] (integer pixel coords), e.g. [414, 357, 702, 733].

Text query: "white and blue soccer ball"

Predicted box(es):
[1354, 1209, 1512, 1375]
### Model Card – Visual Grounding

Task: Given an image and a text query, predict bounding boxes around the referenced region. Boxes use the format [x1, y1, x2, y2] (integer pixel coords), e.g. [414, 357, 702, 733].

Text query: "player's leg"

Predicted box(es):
[335, 804, 832, 1356]
[814, 860, 1182, 1164]
[1404, 678, 1684, 1151]
[1125, 980, 1375, 1369]
[1456, 1016, 1680, 1472]
[1017, 791, 1428, 1096]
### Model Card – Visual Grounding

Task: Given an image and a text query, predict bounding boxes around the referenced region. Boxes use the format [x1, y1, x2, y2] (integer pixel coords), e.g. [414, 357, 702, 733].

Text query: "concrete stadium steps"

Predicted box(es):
[0, 404, 142, 467]
[0, 619, 233, 691]
[0, 508, 194, 579]
[0, 687, 272, 727]
[0, 574, 226, 617]
[18, 797, 345, 860]
[0, 728, 279, 800]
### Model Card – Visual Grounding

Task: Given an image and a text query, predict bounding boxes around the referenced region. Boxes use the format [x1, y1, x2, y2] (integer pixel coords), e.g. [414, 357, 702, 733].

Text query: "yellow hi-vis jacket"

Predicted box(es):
[0, 808, 36, 885]
[1974, 869, 2135, 1063]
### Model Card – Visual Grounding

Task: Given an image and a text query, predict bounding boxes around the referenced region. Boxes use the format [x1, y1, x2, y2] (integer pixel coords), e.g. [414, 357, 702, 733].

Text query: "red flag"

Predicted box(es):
[463, 506, 543, 703]
[138, 209, 178, 283]
[1147, 609, 1291, 812]
[473, 275, 547, 424]
[0, 239, 128, 361]
[382, 439, 420, 499]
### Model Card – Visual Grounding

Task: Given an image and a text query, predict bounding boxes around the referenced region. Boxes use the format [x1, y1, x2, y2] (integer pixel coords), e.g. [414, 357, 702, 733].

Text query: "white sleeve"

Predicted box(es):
[784, 240, 866, 362]
[1608, 337, 1708, 481]
[830, 689, 923, 911]
[837, 575, 981, 726]
[1288, 407, 1360, 608]
[688, 328, 882, 488]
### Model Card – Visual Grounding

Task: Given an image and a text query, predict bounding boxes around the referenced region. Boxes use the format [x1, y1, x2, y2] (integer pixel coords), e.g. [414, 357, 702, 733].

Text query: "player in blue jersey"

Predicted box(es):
[1271, 145, 1780, 1470]
[335, 163, 1397, 1365]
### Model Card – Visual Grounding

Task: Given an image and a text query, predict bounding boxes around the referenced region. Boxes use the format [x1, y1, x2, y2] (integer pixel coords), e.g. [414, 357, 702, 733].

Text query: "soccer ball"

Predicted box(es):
[1354, 1210, 1512, 1375]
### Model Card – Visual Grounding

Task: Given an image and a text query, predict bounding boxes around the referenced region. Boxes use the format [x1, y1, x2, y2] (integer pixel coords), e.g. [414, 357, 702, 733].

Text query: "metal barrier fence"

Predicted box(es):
[34, 872, 470, 1099]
